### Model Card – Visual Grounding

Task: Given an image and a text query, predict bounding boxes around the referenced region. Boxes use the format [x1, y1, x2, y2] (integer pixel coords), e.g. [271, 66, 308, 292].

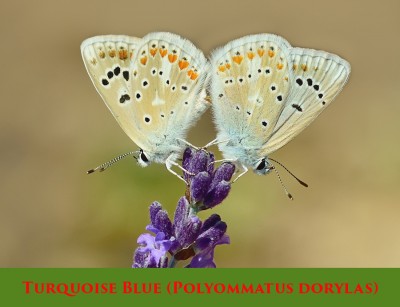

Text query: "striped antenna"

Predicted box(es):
[87, 151, 138, 174]
[269, 158, 308, 187]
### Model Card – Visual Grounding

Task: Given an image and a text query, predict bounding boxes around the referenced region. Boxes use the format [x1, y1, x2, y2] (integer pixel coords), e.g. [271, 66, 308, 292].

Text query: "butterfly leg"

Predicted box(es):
[165, 154, 194, 184]
[208, 158, 237, 172]
[203, 138, 229, 149]
[176, 138, 200, 150]
[210, 158, 236, 165]
[232, 164, 249, 183]
[165, 161, 188, 184]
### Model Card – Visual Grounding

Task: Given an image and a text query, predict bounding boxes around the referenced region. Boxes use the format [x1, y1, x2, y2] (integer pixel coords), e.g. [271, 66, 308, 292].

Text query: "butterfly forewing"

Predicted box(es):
[211, 34, 293, 150]
[81, 35, 145, 144]
[262, 48, 351, 155]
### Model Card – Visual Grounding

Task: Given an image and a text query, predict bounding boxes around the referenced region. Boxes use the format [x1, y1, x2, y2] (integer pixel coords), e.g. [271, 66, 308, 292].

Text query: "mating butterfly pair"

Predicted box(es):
[81, 32, 350, 186]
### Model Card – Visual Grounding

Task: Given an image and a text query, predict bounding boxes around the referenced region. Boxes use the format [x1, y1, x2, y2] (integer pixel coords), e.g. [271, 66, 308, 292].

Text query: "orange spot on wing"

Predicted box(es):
[119, 49, 128, 60]
[232, 55, 243, 64]
[150, 48, 158, 57]
[140, 56, 148, 65]
[301, 64, 308, 71]
[225, 63, 231, 69]
[178, 60, 189, 70]
[108, 50, 116, 58]
[292, 64, 298, 70]
[268, 50, 275, 58]
[218, 65, 226, 72]
[168, 54, 177, 63]
[99, 51, 105, 59]
[247, 52, 255, 60]
[187, 70, 198, 80]
[277, 63, 284, 70]
[159, 49, 167, 57]
[257, 49, 265, 57]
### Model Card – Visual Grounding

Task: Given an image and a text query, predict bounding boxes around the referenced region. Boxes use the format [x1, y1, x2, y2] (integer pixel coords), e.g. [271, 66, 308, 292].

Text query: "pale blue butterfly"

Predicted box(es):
[208, 34, 351, 197]
[81, 32, 209, 182]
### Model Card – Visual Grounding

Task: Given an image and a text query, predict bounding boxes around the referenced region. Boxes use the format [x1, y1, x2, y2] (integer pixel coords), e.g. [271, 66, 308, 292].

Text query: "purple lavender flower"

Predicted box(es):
[183, 147, 235, 210]
[132, 148, 233, 268]
[188, 214, 230, 268]
[132, 232, 173, 268]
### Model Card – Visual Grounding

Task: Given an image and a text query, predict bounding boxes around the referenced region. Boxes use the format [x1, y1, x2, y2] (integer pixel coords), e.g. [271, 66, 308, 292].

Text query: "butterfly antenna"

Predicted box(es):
[269, 158, 309, 188]
[87, 151, 138, 174]
[270, 165, 294, 200]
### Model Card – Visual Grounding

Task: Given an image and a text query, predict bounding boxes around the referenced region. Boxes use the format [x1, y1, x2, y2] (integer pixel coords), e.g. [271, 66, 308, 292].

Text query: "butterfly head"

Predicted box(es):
[253, 158, 273, 175]
[137, 149, 151, 167]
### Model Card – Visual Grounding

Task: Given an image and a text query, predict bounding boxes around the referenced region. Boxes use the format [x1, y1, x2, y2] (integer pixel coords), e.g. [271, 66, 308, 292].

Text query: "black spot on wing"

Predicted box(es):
[292, 104, 303, 112]
[119, 94, 130, 104]
[123, 71, 129, 81]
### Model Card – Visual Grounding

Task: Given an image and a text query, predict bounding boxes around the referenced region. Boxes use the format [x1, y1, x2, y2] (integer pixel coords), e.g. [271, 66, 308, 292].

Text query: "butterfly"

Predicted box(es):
[81, 32, 209, 182]
[209, 34, 350, 194]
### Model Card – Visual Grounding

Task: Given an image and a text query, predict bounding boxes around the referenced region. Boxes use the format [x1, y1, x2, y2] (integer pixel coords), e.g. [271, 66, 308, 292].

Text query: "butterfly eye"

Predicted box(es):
[256, 159, 266, 171]
[140, 150, 149, 163]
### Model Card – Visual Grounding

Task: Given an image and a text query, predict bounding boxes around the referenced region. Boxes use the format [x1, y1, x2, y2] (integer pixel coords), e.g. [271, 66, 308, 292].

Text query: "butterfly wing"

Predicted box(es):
[210, 34, 293, 162]
[128, 32, 209, 160]
[81, 35, 145, 143]
[261, 48, 351, 156]
[82, 33, 209, 162]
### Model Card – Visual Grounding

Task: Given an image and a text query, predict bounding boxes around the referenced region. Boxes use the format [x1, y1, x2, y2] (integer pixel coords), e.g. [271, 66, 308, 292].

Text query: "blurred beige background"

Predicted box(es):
[1, 0, 399, 267]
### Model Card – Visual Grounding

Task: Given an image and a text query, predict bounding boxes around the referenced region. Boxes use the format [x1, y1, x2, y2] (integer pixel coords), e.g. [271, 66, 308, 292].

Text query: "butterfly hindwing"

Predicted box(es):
[210, 34, 293, 159]
[129, 32, 209, 156]
[262, 48, 351, 155]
